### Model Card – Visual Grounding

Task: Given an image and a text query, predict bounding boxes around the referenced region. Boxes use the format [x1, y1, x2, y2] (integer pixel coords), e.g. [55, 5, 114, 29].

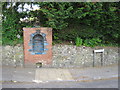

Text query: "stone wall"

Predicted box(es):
[2, 45, 24, 66]
[1, 45, 119, 68]
[52, 45, 119, 68]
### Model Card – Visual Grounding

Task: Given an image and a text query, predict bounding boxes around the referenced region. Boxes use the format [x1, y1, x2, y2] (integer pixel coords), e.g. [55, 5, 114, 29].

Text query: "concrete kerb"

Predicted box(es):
[1, 77, 119, 84]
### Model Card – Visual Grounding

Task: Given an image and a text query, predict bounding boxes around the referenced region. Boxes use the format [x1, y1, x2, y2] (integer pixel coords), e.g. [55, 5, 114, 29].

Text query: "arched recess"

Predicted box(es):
[33, 34, 44, 54]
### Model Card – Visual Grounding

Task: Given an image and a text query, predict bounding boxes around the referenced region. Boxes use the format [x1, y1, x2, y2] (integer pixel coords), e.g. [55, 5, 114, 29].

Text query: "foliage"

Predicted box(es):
[75, 37, 83, 46]
[83, 38, 102, 47]
[35, 2, 119, 46]
[75, 37, 102, 47]
[2, 2, 27, 45]
[37, 2, 73, 29]
[2, 2, 119, 47]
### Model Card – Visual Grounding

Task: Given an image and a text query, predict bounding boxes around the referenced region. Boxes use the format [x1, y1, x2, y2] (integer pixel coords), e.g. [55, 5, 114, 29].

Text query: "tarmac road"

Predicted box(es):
[2, 78, 118, 88]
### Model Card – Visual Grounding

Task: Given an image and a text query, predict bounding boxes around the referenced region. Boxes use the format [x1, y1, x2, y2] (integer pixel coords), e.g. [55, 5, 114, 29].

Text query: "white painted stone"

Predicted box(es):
[94, 49, 104, 53]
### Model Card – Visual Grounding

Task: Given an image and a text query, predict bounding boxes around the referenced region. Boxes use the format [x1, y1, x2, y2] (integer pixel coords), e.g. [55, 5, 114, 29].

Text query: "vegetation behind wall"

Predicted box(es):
[2, 2, 120, 47]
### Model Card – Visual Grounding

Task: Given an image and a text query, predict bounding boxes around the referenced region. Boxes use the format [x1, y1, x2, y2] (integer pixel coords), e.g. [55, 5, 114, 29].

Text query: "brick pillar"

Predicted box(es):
[23, 27, 52, 66]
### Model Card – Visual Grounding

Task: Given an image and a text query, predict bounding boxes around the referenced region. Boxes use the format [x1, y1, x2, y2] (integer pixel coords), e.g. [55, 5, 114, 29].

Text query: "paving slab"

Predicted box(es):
[2, 66, 15, 81]
[12, 67, 35, 82]
[69, 65, 118, 81]
[35, 68, 73, 82]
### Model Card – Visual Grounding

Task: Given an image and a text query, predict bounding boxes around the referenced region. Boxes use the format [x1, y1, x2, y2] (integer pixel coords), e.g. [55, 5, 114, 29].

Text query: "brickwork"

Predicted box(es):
[23, 27, 52, 65]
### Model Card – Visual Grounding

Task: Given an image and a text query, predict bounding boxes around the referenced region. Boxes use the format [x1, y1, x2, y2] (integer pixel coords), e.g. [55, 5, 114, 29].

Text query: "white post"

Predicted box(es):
[93, 49, 104, 67]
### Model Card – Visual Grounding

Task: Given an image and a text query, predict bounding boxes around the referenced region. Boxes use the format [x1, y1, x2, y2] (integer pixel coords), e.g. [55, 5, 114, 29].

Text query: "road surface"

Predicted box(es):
[2, 78, 118, 88]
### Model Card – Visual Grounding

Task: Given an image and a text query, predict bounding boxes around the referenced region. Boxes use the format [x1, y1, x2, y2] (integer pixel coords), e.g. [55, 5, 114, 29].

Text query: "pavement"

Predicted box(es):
[0, 64, 118, 83]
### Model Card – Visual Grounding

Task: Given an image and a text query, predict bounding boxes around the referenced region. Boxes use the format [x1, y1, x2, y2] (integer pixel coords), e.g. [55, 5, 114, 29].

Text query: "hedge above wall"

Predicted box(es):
[2, 2, 119, 46]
